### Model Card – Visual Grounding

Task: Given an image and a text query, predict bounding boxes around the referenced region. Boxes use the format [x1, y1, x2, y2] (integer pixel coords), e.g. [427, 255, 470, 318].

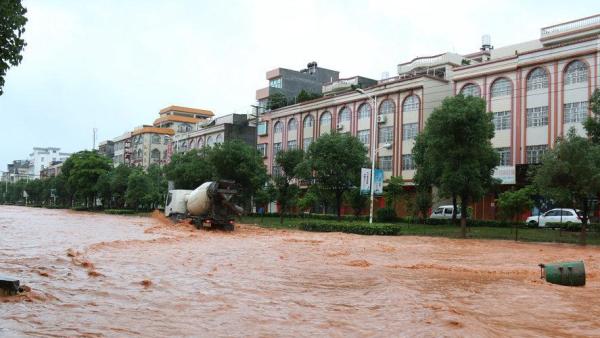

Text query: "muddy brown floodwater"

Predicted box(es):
[2, 206, 600, 337]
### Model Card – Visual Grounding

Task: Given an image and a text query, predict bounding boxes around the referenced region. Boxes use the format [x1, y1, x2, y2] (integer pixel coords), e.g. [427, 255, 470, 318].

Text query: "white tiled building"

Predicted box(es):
[28, 147, 70, 178]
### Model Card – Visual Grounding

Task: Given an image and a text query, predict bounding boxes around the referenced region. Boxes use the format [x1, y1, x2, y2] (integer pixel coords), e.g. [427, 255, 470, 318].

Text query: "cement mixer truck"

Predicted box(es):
[165, 180, 243, 231]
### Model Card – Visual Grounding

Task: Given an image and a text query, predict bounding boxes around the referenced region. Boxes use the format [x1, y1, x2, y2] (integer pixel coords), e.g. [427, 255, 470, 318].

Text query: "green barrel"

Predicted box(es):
[542, 261, 586, 286]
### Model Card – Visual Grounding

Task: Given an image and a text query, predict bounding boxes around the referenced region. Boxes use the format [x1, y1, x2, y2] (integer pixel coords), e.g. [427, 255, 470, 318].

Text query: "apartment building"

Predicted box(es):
[256, 14, 600, 218]
[1, 160, 32, 182]
[28, 147, 71, 178]
[169, 113, 256, 158]
[153, 105, 214, 132]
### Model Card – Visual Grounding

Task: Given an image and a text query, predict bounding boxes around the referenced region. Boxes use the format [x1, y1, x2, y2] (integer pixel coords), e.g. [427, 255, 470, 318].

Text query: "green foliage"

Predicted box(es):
[296, 90, 322, 103]
[534, 128, 600, 244]
[0, 0, 27, 95]
[253, 182, 275, 210]
[104, 209, 138, 215]
[299, 221, 401, 236]
[304, 132, 368, 220]
[274, 149, 304, 222]
[125, 169, 153, 210]
[297, 187, 319, 212]
[383, 176, 403, 207]
[496, 186, 535, 241]
[61, 150, 112, 205]
[414, 189, 433, 222]
[267, 92, 288, 110]
[584, 89, 600, 144]
[344, 187, 368, 217]
[375, 206, 397, 222]
[413, 95, 498, 237]
[164, 149, 213, 189]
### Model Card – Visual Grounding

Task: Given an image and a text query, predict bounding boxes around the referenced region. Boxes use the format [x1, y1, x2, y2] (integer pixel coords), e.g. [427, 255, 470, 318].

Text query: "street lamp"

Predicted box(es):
[355, 88, 392, 224]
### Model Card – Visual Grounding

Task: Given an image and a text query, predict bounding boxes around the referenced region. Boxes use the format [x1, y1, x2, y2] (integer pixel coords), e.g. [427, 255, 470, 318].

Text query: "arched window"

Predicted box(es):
[151, 149, 160, 163]
[152, 134, 161, 144]
[136, 149, 142, 159]
[163, 150, 167, 160]
[565, 61, 588, 85]
[216, 134, 223, 144]
[198, 138, 204, 148]
[163, 136, 169, 145]
[320, 111, 331, 126]
[288, 118, 297, 131]
[460, 84, 481, 97]
[379, 100, 395, 115]
[207, 136, 214, 146]
[303, 115, 314, 128]
[403, 95, 420, 112]
[490, 78, 512, 97]
[338, 106, 351, 122]
[527, 68, 548, 91]
[274, 121, 283, 134]
[358, 104, 371, 120]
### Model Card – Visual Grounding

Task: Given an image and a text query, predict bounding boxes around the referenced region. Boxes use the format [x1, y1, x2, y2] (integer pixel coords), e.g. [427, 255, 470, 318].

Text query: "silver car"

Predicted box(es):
[525, 208, 582, 227]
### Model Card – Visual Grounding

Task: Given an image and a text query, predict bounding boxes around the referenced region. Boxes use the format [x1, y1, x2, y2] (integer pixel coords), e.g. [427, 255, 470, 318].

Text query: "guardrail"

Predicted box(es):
[541, 14, 600, 37]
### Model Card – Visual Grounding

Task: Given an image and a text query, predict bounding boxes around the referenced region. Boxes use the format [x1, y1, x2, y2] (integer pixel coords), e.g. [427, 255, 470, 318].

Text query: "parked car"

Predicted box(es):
[430, 205, 462, 219]
[525, 208, 582, 227]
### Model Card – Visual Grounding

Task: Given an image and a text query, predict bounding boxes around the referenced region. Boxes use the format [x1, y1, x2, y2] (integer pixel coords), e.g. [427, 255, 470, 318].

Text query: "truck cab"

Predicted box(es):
[165, 189, 192, 218]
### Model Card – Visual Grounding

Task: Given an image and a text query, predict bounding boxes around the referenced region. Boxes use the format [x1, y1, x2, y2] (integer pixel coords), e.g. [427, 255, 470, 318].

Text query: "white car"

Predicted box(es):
[525, 208, 582, 227]
[430, 205, 462, 219]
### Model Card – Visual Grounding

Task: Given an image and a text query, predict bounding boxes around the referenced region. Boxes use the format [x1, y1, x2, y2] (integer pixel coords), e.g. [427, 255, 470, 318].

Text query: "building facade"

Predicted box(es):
[256, 14, 600, 218]
[128, 126, 174, 168]
[2, 160, 32, 182]
[28, 147, 70, 178]
[170, 113, 256, 158]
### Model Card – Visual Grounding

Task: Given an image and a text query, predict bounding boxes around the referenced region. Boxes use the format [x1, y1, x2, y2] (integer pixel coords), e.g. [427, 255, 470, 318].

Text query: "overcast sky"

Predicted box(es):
[1, 0, 599, 169]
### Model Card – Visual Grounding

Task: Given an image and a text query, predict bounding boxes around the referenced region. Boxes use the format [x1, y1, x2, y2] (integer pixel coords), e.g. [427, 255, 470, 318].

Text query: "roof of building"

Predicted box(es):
[153, 115, 201, 126]
[159, 105, 214, 117]
[131, 126, 175, 136]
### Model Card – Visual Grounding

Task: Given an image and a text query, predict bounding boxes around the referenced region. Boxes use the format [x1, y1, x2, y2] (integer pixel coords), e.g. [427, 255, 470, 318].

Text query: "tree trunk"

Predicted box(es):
[279, 206, 284, 225]
[336, 191, 343, 221]
[514, 215, 519, 241]
[452, 194, 458, 225]
[580, 198, 588, 246]
[460, 196, 468, 238]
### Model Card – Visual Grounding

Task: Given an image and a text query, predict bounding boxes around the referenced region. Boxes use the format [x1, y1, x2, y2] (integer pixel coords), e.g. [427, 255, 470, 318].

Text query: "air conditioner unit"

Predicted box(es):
[377, 115, 386, 123]
[336, 123, 344, 130]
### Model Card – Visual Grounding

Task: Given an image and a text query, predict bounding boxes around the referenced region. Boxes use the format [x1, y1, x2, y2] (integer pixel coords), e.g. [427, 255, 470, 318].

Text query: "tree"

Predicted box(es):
[274, 149, 304, 224]
[0, 0, 27, 95]
[110, 164, 132, 208]
[304, 132, 368, 220]
[344, 187, 368, 218]
[146, 164, 167, 208]
[497, 186, 534, 241]
[125, 169, 153, 210]
[413, 188, 433, 223]
[267, 92, 288, 110]
[383, 176, 403, 208]
[533, 128, 600, 244]
[584, 89, 600, 144]
[208, 140, 268, 211]
[164, 149, 214, 189]
[296, 90, 322, 103]
[413, 95, 498, 237]
[61, 151, 112, 206]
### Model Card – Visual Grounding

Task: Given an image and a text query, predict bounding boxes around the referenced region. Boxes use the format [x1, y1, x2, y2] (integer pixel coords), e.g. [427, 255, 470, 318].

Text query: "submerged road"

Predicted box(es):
[1, 205, 600, 337]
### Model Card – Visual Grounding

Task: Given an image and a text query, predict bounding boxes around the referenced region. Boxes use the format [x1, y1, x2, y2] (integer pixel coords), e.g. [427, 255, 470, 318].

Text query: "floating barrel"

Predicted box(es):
[0, 275, 21, 296]
[539, 261, 585, 286]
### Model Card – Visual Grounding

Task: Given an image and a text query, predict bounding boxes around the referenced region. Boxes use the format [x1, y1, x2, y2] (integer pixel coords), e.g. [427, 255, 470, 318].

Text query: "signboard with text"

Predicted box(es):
[493, 166, 516, 185]
[360, 168, 371, 195]
[373, 169, 384, 195]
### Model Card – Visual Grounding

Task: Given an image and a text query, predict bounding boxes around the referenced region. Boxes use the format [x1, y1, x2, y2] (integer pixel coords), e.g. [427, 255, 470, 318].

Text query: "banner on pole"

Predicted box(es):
[360, 168, 371, 195]
[373, 169, 384, 195]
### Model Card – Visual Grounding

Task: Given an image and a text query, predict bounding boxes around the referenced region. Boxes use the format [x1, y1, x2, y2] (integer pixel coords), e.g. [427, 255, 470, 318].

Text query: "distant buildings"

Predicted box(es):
[28, 147, 70, 178]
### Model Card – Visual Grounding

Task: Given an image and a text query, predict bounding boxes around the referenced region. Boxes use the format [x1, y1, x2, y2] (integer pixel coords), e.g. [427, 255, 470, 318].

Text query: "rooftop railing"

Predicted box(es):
[541, 14, 600, 37]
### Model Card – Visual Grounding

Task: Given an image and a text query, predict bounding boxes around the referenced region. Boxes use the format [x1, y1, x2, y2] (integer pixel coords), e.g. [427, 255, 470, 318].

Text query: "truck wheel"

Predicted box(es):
[222, 223, 234, 231]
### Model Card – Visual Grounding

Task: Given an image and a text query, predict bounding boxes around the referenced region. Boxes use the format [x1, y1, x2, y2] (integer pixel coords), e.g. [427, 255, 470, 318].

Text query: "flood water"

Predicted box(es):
[2, 205, 600, 337]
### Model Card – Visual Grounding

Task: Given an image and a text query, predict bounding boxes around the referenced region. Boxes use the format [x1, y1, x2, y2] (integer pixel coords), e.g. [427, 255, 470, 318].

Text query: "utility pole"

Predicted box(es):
[92, 128, 98, 150]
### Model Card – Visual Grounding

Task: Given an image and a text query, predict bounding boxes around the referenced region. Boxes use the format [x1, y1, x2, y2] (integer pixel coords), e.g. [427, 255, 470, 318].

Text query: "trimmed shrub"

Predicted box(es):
[299, 221, 401, 236]
[376, 207, 397, 222]
[104, 209, 138, 215]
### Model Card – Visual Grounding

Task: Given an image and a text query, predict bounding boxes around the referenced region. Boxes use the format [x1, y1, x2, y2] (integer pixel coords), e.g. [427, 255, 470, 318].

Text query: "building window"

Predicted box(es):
[338, 106, 351, 122]
[379, 100, 395, 115]
[460, 83, 481, 97]
[288, 118, 297, 131]
[272, 165, 283, 177]
[287, 140, 297, 150]
[257, 143, 267, 157]
[403, 95, 420, 112]
[151, 149, 161, 163]
[492, 111, 511, 130]
[497, 147, 512, 166]
[207, 136, 214, 146]
[378, 156, 392, 171]
[152, 135, 161, 144]
[320, 112, 331, 126]
[216, 134, 223, 144]
[357, 130, 370, 146]
[526, 145, 548, 164]
[526, 106, 549, 127]
[269, 78, 282, 88]
[564, 101, 588, 123]
[564, 61, 588, 85]
[163, 136, 169, 145]
[378, 126, 393, 144]
[490, 78, 512, 97]
[402, 154, 415, 170]
[358, 103, 371, 120]
[274, 121, 283, 134]
[527, 68, 548, 91]
[303, 115, 313, 128]
[402, 123, 418, 140]
[273, 142, 282, 157]
[303, 137, 312, 150]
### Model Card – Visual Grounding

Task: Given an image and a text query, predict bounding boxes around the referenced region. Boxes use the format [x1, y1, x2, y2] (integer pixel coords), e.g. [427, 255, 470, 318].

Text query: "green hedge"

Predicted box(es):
[376, 207, 397, 222]
[545, 222, 600, 232]
[299, 221, 401, 236]
[104, 209, 138, 215]
[249, 212, 370, 221]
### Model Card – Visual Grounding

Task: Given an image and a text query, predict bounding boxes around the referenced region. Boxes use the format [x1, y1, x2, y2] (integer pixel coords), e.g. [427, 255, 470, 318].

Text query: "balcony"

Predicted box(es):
[397, 53, 463, 75]
[540, 14, 600, 45]
[322, 77, 360, 94]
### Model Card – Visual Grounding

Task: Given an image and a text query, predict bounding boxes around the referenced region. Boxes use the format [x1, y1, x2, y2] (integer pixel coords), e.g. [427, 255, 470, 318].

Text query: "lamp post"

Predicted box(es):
[355, 88, 392, 224]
